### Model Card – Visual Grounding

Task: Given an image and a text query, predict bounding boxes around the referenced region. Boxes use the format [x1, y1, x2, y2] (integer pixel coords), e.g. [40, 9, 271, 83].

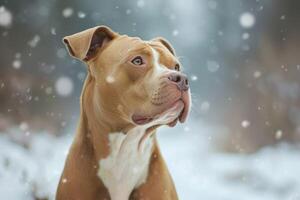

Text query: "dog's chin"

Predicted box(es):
[132, 96, 190, 128]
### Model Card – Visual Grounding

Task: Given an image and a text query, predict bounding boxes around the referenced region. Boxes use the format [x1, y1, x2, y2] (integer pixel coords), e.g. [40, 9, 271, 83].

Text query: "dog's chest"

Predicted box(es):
[97, 128, 153, 200]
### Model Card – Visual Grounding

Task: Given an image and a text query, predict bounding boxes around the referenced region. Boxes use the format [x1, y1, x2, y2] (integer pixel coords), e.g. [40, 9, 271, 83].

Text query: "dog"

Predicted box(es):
[56, 26, 191, 200]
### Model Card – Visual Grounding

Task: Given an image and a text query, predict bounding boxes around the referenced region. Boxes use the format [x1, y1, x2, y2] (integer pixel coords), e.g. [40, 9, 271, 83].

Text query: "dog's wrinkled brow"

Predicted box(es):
[119, 43, 152, 61]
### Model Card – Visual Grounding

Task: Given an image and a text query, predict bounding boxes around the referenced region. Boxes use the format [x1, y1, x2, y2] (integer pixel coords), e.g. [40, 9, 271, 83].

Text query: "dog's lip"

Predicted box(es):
[132, 115, 153, 125]
[178, 91, 190, 123]
[132, 100, 185, 126]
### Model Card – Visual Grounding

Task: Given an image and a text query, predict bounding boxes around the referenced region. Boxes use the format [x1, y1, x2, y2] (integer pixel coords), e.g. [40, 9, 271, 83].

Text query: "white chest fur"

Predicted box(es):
[98, 127, 153, 200]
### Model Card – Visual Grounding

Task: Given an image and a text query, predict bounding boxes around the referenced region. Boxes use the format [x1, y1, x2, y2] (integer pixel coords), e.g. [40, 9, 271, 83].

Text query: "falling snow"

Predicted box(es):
[19, 122, 29, 131]
[239, 12, 255, 28]
[51, 27, 56, 35]
[172, 30, 179, 37]
[55, 76, 74, 97]
[62, 7, 74, 18]
[77, 11, 86, 19]
[191, 75, 198, 81]
[253, 70, 262, 78]
[207, 60, 220, 72]
[12, 60, 22, 69]
[241, 120, 250, 128]
[28, 35, 41, 48]
[137, 0, 145, 8]
[0, 6, 12, 27]
[106, 75, 115, 83]
[275, 130, 283, 140]
[200, 101, 210, 112]
[242, 32, 250, 40]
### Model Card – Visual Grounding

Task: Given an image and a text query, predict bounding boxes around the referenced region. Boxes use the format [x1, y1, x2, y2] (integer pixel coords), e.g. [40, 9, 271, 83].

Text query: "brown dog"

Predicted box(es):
[56, 26, 191, 200]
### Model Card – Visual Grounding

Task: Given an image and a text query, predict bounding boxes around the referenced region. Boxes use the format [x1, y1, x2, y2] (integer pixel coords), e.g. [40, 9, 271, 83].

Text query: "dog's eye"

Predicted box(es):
[131, 56, 144, 65]
[174, 64, 180, 71]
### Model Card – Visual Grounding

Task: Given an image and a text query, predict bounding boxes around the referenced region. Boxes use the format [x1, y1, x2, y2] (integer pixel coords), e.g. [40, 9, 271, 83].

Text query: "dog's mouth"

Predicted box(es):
[132, 92, 190, 127]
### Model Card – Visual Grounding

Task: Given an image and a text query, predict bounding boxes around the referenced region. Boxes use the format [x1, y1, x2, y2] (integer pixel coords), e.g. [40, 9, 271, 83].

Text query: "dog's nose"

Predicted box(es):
[167, 73, 189, 91]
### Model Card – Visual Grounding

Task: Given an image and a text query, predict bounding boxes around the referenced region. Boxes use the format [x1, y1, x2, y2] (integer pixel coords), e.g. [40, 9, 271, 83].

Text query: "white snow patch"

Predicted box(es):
[1, 120, 300, 200]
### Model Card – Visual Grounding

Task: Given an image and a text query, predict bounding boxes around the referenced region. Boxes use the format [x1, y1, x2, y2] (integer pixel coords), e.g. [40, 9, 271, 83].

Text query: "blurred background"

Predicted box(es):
[1, 0, 300, 199]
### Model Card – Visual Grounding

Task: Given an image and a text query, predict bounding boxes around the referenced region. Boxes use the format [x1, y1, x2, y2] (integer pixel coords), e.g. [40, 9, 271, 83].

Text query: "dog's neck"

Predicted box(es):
[97, 126, 154, 200]
[80, 73, 153, 156]
[78, 74, 155, 199]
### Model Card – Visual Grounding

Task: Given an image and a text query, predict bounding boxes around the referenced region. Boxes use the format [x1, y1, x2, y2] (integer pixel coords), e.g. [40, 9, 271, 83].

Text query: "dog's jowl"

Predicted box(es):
[56, 26, 191, 200]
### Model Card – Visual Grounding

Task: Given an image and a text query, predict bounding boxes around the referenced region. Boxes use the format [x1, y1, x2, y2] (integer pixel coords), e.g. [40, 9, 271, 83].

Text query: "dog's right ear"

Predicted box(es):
[63, 26, 118, 62]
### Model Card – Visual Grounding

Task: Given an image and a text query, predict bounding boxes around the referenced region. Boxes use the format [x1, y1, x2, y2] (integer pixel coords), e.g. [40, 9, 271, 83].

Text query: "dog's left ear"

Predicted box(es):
[63, 26, 118, 62]
[151, 37, 176, 56]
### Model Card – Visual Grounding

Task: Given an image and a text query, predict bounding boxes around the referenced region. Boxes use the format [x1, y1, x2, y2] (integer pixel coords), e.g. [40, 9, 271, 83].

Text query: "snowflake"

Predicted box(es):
[62, 8, 74, 18]
[0, 6, 12, 27]
[172, 30, 179, 37]
[77, 11, 86, 19]
[12, 60, 21, 69]
[275, 130, 283, 140]
[200, 101, 210, 112]
[253, 70, 261, 78]
[239, 12, 255, 28]
[137, 0, 145, 8]
[28, 35, 41, 48]
[242, 33, 250, 40]
[56, 48, 67, 58]
[126, 9, 132, 15]
[19, 122, 29, 131]
[62, 178, 68, 183]
[191, 75, 198, 81]
[51, 27, 56, 35]
[55, 76, 74, 97]
[207, 60, 220, 72]
[106, 75, 115, 83]
[241, 120, 250, 128]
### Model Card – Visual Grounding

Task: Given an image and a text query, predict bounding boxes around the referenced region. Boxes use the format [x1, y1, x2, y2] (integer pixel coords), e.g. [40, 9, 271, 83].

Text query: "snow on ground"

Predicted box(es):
[1, 120, 300, 200]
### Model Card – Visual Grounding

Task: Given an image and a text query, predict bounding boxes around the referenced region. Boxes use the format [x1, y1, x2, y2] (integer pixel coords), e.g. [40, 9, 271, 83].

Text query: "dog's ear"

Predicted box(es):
[63, 26, 118, 62]
[152, 37, 176, 56]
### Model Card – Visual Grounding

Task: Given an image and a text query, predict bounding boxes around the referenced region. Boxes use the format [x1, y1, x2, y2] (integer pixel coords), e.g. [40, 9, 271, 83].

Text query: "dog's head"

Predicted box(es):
[63, 26, 191, 130]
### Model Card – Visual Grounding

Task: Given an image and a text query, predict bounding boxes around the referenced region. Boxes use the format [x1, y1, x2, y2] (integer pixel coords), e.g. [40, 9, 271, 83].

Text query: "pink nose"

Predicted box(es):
[167, 73, 189, 91]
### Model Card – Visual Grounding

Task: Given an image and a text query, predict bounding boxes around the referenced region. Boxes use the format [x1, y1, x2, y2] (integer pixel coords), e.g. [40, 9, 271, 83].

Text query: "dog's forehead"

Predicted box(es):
[110, 35, 176, 62]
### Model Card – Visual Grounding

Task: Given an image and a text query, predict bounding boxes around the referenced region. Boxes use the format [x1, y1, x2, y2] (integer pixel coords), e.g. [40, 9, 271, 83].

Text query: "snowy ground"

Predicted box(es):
[1, 120, 300, 200]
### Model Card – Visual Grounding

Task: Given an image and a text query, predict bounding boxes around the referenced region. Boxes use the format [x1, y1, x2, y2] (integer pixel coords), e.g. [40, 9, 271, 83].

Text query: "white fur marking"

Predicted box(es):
[98, 127, 153, 200]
